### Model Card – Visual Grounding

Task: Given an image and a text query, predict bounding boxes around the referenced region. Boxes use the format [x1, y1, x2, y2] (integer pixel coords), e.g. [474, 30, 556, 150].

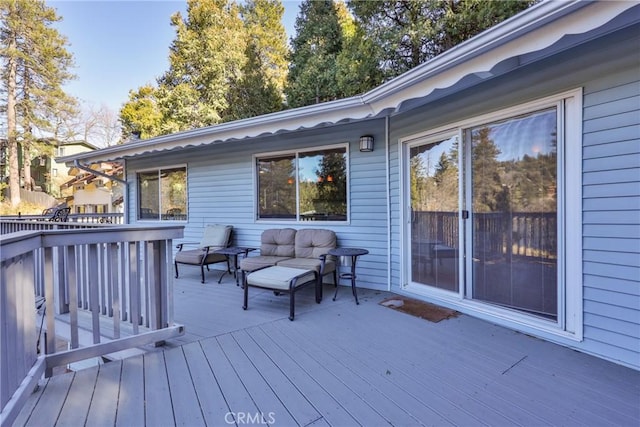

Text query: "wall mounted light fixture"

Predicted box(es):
[359, 135, 374, 152]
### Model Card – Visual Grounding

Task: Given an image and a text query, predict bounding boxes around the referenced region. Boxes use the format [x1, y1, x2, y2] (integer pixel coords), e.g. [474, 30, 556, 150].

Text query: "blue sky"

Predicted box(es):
[47, 0, 302, 113]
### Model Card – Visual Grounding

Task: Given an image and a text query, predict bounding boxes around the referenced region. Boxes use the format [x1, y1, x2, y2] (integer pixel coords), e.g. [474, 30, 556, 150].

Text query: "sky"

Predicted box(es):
[47, 0, 302, 114]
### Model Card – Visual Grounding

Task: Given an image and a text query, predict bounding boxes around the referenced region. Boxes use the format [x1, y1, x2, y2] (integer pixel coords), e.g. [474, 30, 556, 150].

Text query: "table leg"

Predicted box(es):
[333, 255, 360, 304]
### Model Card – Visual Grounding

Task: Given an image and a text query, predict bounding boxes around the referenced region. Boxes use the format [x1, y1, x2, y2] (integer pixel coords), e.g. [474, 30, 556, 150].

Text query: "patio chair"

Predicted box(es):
[174, 224, 233, 283]
[48, 207, 70, 222]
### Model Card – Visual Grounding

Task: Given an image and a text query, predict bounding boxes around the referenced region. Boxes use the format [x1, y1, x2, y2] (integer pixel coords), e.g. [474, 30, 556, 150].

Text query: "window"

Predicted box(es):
[137, 166, 187, 221]
[256, 146, 348, 221]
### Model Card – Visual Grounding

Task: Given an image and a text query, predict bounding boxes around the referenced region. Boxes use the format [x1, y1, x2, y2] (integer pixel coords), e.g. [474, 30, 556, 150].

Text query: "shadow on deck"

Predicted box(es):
[14, 269, 640, 426]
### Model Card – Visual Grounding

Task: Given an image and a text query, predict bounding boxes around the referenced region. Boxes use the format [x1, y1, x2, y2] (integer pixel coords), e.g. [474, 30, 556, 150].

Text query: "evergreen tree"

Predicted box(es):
[225, 0, 288, 120]
[157, 0, 246, 133]
[1, 0, 77, 205]
[224, 41, 283, 121]
[285, 0, 344, 108]
[348, 0, 533, 79]
[241, 0, 288, 95]
[119, 85, 163, 141]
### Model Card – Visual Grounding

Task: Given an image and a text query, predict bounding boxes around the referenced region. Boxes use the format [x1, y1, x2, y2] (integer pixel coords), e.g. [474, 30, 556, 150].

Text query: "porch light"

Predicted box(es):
[359, 135, 374, 152]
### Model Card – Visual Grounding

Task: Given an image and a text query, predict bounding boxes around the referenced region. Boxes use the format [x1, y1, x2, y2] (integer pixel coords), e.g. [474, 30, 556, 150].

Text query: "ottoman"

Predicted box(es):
[243, 266, 319, 320]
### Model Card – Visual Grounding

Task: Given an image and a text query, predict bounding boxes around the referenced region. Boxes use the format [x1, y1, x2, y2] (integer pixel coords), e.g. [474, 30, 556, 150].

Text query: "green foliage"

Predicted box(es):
[224, 41, 283, 121]
[120, 0, 289, 138]
[241, 0, 289, 95]
[285, 0, 344, 108]
[1, 0, 78, 204]
[348, 0, 534, 79]
[119, 85, 163, 141]
[225, 0, 288, 120]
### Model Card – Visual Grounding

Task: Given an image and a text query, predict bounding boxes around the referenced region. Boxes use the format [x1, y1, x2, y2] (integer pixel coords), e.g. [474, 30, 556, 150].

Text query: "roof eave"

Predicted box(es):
[59, 0, 637, 166]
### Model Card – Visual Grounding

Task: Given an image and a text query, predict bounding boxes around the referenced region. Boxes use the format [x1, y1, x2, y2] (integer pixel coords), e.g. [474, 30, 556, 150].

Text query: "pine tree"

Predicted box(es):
[157, 0, 246, 133]
[1, 0, 77, 205]
[285, 0, 344, 108]
[348, 0, 534, 79]
[224, 0, 288, 120]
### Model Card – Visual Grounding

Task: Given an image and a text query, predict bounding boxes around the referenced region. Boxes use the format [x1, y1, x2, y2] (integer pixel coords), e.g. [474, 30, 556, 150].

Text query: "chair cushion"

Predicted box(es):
[260, 228, 296, 257]
[175, 249, 226, 265]
[277, 257, 335, 274]
[175, 249, 205, 264]
[246, 266, 316, 291]
[294, 229, 336, 259]
[240, 256, 292, 272]
[200, 224, 232, 249]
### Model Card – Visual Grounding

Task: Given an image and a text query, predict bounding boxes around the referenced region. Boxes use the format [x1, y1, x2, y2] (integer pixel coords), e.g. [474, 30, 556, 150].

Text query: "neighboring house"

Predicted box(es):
[31, 140, 98, 197]
[61, 162, 124, 214]
[60, 1, 640, 370]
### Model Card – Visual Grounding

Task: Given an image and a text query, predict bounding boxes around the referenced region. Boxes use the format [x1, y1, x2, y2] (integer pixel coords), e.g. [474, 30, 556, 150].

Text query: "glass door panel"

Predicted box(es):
[469, 108, 558, 319]
[409, 135, 459, 292]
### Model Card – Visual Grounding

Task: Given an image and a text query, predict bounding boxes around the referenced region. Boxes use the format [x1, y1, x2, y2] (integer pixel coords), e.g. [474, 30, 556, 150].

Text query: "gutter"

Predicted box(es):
[73, 160, 126, 185]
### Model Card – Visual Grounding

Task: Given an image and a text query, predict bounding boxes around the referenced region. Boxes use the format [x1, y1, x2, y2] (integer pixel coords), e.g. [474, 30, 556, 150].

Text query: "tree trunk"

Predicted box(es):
[23, 155, 33, 191]
[6, 32, 21, 206]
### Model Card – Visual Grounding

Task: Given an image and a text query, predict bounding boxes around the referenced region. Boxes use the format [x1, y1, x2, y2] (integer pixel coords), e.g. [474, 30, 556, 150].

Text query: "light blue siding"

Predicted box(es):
[582, 64, 640, 368]
[122, 21, 639, 369]
[127, 120, 390, 291]
[383, 26, 640, 368]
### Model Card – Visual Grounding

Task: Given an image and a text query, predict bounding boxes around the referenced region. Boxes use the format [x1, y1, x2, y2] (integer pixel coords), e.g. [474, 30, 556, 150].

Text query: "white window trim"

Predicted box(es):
[253, 143, 350, 224]
[136, 164, 188, 222]
[399, 88, 583, 341]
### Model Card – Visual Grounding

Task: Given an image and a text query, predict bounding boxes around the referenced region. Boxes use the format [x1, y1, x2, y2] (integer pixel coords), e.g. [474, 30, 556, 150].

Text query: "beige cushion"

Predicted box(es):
[240, 255, 292, 272]
[294, 229, 336, 259]
[277, 257, 335, 274]
[246, 266, 316, 291]
[260, 228, 296, 257]
[175, 249, 226, 265]
[200, 224, 232, 249]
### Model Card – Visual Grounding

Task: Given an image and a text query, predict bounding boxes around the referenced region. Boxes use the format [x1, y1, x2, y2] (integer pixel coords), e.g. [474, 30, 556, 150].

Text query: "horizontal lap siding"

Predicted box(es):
[582, 65, 640, 368]
[129, 121, 390, 291]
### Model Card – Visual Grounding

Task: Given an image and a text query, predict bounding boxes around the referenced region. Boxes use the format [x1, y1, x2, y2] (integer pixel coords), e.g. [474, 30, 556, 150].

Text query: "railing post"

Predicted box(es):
[66, 245, 79, 350]
[129, 241, 140, 334]
[43, 247, 56, 378]
[88, 244, 101, 345]
[54, 246, 69, 314]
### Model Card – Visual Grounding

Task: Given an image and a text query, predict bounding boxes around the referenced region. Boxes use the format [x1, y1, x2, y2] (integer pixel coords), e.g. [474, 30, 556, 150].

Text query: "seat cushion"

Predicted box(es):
[276, 257, 335, 274]
[240, 256, 292, 272]
[175, 249, 226, 265]
[246, 266, 316, 291]
[175, 249, 205, 264]
[294, 229, 336, 259]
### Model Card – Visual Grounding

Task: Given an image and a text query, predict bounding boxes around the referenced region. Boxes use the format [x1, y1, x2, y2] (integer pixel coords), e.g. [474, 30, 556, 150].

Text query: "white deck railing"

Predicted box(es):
[0, 223, 184, 427]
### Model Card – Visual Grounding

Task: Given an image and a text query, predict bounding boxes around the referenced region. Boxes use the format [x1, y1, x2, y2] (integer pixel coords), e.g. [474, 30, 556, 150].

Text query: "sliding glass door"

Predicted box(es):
[409, 134, 460, 292]
[468, 108, 558, 319]
[406, 108, 560, 321]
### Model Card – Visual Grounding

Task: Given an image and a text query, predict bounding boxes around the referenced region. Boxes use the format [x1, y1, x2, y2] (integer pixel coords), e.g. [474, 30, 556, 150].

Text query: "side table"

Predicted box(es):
[214, 247, 256, 285]
[328, 247, 369, 304]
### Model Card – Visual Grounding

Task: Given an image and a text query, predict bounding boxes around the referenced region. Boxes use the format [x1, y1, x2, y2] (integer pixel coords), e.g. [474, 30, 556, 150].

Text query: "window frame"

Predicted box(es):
[253, 144, 350, 224]
[136, 164, 188, 222]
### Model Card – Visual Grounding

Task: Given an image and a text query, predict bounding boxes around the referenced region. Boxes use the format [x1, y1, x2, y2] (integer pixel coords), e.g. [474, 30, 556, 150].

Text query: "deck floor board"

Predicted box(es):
[14, 275, 640, 426]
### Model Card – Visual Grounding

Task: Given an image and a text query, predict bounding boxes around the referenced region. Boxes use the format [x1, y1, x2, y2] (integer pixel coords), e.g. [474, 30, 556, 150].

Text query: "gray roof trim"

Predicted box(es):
[59, 0, 636, 165]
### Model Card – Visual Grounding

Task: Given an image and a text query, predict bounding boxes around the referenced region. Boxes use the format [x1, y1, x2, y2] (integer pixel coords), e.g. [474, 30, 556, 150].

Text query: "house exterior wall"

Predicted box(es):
[126, 120, 391, 291]
[386, 24, 639, 369]
[121, 17, 639, 369]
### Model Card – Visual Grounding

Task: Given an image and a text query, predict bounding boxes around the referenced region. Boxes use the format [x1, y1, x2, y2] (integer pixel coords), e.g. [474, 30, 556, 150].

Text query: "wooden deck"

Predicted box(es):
[13, 269, 640, 426]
